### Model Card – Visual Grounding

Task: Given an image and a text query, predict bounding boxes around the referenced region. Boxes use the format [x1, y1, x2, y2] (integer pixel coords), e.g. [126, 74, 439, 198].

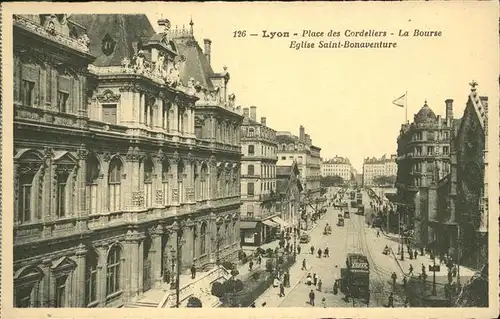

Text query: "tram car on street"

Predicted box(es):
[340, 253, 370, 302]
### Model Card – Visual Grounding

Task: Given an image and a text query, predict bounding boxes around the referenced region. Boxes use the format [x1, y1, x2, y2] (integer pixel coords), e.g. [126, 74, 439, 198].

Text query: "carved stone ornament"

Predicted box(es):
[170, 151, 180, 164]
[187, 152, 195, 164]
[102, 152, 111, 162]
[43, 147, 54, 160]
[97, 90, 121, 103]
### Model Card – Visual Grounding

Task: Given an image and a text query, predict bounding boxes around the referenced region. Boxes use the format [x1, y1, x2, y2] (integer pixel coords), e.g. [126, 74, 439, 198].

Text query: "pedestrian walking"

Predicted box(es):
[285, 271, 291, 287]
[279, 282, 285, 297]
[388, 292, 394, 307]
[258, 255, 262, 265]
[324, 247, 329, 257]
[414, 250, 418, 260]
[310, 246, 315, 255]
[391, 272, 397, 290]
[190, 264, 196, 279]
[250, 302, 256, 308]
[421, 263, 426, 275]
[297, 245, 301, 254]
[313, 273, 318, 286]
[249, 260, 254, 271]
[321, 297, 327, 308]
[302, 259, 307, 271]
[408, 264, 414, 276]
[309, 290, 316, 306]
[318, 248, 323, 258]
[452, 265, 457, 277]
[402, 276, 407, 289]
[306, 273, 312, 286]
[318, 279, 323, 292]
[333, 280, 338, 295]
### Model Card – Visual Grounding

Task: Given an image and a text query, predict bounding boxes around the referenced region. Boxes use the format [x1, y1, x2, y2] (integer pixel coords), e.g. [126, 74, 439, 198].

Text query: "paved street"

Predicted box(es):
[254, 189, 409, 308]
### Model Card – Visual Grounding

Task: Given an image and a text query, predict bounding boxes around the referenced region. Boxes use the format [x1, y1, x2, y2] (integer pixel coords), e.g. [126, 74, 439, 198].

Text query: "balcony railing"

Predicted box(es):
[14, 15, 91, 53]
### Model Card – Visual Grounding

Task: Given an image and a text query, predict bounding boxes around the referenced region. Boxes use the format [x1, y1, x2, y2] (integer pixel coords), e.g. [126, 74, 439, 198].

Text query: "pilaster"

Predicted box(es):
[96, 245, 107, 306]
[151, 232, 163, 287]
[74, 244, 87, 307]
[77, 147, 88, 217]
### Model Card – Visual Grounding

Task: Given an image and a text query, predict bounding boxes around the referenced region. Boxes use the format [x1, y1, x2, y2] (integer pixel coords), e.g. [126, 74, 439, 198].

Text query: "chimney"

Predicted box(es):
[445, 99, 453, 120]
[250, 106, 257, 121]
[261, 117, 267, 126]
[243, 107, 249, 118]
[203, 38, 212, 64]
[299, 125, 305, 141]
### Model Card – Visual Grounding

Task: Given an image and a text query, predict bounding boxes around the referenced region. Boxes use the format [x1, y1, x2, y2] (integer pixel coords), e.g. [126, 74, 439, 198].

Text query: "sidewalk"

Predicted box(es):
[251, 210, 332, 307]
[378, 228, 475, 282]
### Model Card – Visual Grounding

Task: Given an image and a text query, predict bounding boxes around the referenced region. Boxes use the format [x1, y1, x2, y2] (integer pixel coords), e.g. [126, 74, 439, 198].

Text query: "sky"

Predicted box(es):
[143, 2, 498, 171]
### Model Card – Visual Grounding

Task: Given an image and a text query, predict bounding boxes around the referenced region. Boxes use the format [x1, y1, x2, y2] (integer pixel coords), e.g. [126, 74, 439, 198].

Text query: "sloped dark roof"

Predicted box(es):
[173, 37, 215, 90]
[69, 14, 156, 67]
[451, 118, 462, 136]
[276, 134, 297, 144]
[414, 102, 437, 123]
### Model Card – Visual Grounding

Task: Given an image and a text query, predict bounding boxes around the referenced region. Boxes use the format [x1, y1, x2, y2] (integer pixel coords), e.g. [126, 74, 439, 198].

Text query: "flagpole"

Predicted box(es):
[405, 90, 408, 124]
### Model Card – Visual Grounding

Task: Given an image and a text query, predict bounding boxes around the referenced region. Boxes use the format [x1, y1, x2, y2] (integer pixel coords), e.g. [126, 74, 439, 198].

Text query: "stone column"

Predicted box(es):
[153, 98, 162, 130]
[138, 239, 144, 294]
[124, 239, 139, 299]
[40, 259, 53, 307]
[74, 244, 87, 307]
[77, 147, 88, 218]
[96, 245, 107, 306]
[138, 92, 144, 124]
[119, 90, 132, 124]
[126, 150, 141, 209]
[152, 233, 162, 287]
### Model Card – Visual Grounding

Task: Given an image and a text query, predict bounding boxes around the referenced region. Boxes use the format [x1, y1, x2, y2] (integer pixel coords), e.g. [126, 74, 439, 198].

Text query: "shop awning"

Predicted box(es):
[271, 217, 290, 228]
[240, 221, 258, 229]
[262, 219, 279, 227]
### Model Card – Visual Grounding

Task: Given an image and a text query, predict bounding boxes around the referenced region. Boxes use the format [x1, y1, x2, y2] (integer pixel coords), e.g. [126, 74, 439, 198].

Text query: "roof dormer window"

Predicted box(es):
[102, 34, 116, 56]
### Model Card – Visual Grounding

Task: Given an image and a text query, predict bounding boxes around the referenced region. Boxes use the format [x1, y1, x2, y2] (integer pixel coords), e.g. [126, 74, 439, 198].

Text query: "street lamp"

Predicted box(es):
[172, 218, 185, 308]
[169, 246, 176, 290]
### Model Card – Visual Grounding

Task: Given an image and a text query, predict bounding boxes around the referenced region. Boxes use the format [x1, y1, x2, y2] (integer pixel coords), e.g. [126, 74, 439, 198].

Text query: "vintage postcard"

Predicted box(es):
[1, 1, 499, 319]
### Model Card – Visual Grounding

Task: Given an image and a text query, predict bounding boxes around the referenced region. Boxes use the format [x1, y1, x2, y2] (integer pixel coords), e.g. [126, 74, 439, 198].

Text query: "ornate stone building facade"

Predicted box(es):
[395, 99, 454, 248]
[448, 82, 488, 269]
[239, 107, 281, 246]
[276, 161, 303, 231]
[13, 14, 242, 308]
[395, 83, 489, 269]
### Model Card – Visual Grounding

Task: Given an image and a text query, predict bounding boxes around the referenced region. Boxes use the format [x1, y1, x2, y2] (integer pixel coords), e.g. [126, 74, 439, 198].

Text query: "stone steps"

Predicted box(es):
[125, 300, 158, 308]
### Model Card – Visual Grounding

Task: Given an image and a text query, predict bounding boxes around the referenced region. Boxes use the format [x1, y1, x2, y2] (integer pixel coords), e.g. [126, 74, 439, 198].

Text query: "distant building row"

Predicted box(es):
[362, 154, 397, 186]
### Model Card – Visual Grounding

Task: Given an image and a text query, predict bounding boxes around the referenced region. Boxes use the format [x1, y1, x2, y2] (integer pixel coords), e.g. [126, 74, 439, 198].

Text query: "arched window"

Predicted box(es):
[200, 222, 207, 254]
[85, 249, 98, 306]
[14, 266, 44, 307]
[162, 101, 170, 131]
[162, 159, 170, 205]
[177, 160, 185, 203]
[108, 158, 122, 212]
[144, 158, 154, 208]
[192, 226, 197, 259]
[193, 163, 198, 201]
[106, 245, 121, 296]
[86, 154, 100, 214]
[200, 164, 208, 200]
[225, 223, 229, 246]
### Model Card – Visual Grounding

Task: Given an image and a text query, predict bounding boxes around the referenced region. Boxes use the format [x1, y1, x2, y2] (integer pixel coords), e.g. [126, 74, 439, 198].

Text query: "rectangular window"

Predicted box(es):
[55, 276, 67, 308]
[57, 91, 69, 113]
[85, 185, 98, 214]
[443, 146, 449, 155]
[247, 182, 254, 196]
[21, 80, 35, 106]
[247, 204, 254, 218]
[86, 266, 97, 305]
[281, 156, 286, 160]
[427, 146, 434, 155]
[248, 145, 255, 155]
[57, 175, 67, 218]
[19, 177, 32, 223]
[248, 165, 255, 175]
[102, 104, 117, 124]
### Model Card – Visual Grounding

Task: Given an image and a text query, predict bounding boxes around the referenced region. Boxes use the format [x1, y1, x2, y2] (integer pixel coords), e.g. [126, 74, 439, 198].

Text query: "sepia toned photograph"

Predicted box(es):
[1, 1, 499, 319]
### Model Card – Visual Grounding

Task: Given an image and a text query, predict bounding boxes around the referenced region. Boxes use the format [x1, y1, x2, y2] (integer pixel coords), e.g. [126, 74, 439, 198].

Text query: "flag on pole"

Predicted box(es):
[392, 93, 406, 107]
